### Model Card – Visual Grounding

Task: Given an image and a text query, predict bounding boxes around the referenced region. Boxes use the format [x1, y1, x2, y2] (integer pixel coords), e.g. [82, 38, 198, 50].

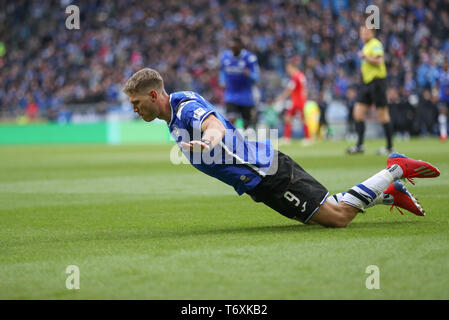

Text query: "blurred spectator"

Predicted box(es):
[57, 106, 72, 124]
[436, 59, 449, 140]
[345, 86, 357, 139]
[388, 88, 415, 139]
[334, 68, 350, 99]
[25, 96, 39, 121]
[316, 90, 329, 139]
[415, 89, 438, 136]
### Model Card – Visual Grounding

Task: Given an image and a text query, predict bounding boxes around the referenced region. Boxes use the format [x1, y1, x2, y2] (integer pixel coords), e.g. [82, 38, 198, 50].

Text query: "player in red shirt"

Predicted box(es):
[274, 59, 309, 143]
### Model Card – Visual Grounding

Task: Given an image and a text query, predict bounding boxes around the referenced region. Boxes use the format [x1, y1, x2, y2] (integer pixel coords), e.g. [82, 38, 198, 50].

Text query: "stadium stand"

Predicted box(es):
[1, 0, 448, 135]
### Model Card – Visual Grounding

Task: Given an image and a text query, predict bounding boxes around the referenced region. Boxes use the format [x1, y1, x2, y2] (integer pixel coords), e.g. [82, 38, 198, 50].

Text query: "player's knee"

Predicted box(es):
[353, 110, 363, 122]
[353, 104, 367, 121]
[377, 108, 390, 123]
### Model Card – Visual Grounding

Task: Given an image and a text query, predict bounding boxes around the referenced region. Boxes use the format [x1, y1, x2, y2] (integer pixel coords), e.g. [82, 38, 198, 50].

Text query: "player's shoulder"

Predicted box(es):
[363, 37, 381, 48]
[364, 38, 384, 56]
[294, 70, 305, 80]
[221, 49, 232, 59]
[170, 91, 202, 107]
[242, 49, 258, 63]
[370, 38, 384, 48]
[178, 102, 217, 127]
[170, 91, 213, 120]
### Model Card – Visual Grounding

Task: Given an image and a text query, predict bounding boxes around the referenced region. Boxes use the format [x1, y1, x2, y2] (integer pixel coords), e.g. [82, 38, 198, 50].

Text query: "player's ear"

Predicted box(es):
[148, 89, 158, 101]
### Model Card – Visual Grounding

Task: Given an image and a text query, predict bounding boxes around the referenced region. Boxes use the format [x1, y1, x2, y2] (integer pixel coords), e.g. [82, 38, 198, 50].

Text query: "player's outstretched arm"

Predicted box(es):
[180, 114, 226, 152]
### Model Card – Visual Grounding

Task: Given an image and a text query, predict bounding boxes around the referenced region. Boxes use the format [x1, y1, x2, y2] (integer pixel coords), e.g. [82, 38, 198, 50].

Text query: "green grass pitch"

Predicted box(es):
[0, 138, 448, 299]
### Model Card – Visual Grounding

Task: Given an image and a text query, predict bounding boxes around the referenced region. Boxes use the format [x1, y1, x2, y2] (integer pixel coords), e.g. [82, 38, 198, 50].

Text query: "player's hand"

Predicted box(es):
[243, 68, 250, 76]
[180, 140, 210, 152]
[358, 50, 365, 59]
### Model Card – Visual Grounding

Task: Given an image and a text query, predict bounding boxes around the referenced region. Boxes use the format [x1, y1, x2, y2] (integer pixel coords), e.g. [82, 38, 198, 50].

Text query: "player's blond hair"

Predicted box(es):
[123, 68, 164, 95]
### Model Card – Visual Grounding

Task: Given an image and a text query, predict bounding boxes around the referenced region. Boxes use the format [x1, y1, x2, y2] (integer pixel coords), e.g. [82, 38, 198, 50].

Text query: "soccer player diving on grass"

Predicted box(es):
[123, 68, 440, 228]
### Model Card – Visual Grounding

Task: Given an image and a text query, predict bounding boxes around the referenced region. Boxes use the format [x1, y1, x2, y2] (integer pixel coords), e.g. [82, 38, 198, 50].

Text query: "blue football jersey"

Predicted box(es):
[219, 49, 260, 107]
[168, 91, 274, 195]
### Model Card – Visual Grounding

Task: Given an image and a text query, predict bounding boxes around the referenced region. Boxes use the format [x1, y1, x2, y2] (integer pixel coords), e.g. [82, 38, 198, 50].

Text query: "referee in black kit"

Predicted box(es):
[347, 25, 393, 155]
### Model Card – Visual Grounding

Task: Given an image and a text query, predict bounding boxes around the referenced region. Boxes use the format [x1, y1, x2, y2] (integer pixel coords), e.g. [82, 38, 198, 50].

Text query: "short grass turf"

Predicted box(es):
[0, 138, 448, 299]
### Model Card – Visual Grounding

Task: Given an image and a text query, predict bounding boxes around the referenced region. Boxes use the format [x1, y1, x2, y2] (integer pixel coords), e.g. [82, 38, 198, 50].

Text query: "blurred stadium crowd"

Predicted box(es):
[0, 0, 448, 135]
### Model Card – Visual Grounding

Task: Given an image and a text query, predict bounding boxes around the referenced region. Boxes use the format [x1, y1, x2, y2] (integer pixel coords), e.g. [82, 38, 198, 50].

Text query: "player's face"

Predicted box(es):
[360, 27, 373, 42]
[230, 41, 242, 56]
[129, 91, 158, 122]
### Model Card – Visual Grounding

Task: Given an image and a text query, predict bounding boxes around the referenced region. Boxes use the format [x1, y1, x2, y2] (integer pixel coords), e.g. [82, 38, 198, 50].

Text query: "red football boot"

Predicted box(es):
[387, 152, 440, 185]
[384, 181, 425, 216]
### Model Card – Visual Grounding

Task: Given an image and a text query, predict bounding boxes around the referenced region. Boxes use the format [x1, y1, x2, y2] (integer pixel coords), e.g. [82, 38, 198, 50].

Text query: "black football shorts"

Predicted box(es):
[226, 102, 257, 128]
[246, 150, 329, 224]
[356, 78, 388, 108]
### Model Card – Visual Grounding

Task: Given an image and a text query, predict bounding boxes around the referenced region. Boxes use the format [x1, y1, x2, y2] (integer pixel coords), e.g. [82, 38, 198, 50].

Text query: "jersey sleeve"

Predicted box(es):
[246, 53, 260, 83]
[176, 101, 216, 131]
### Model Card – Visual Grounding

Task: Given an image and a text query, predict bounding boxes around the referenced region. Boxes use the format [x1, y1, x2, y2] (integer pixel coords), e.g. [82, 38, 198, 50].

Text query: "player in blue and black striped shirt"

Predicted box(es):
[123, 68, 440, 227]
